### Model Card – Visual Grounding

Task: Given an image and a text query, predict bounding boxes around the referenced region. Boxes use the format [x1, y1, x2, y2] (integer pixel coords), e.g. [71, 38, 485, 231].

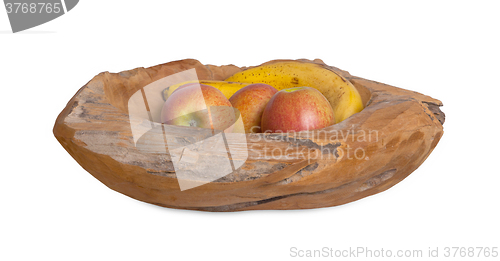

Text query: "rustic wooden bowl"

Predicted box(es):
[53, 59, 444, 211]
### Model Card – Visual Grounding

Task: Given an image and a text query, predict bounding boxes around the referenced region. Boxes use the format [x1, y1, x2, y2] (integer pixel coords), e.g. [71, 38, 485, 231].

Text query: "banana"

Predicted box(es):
[162, 80, 251, 101]
[224, 61, 364, 123]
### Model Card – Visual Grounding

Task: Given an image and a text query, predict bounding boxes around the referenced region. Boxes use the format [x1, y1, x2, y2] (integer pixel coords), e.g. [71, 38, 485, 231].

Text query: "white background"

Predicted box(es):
[1, 1, 499, 260]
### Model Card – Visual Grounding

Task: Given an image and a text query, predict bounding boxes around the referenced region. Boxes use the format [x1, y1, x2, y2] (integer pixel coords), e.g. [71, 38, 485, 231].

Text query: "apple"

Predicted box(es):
[261, 87, 335, 133]
[229, 83, 278, 133]
[161, 84, 235, 131]
[171, 82, 199, 94]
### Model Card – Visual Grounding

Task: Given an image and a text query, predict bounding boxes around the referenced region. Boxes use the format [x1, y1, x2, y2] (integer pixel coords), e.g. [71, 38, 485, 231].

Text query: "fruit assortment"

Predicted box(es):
[160, 60, 364, 133]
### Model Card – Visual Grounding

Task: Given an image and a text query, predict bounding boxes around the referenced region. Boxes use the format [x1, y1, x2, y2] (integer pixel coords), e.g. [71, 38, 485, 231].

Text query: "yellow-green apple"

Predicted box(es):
[171, 82, 199, 94]
[229, 83, 278, 133]
[161, 84, 235, 131]
[261, 87, 335, 133]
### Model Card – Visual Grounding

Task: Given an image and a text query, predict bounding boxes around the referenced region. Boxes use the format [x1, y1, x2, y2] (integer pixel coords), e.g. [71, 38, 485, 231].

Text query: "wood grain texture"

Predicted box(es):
[53, 59, 444, 211]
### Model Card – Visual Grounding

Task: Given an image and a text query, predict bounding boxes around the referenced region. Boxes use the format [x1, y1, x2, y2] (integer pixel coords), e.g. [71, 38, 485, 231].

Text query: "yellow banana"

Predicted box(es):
[224, 61, 364, 123]
[162, 80, 251, 101]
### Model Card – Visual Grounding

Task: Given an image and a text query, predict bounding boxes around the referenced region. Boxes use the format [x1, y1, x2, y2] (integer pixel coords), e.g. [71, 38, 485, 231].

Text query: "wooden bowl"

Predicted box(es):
[53, 59, 444, 211]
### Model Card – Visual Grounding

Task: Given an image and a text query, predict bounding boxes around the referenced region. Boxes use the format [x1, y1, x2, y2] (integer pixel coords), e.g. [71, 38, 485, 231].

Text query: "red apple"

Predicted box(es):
[161, 84, 235, 131]
[229, 83, 278, 133]
[261, 87, 335, 133]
